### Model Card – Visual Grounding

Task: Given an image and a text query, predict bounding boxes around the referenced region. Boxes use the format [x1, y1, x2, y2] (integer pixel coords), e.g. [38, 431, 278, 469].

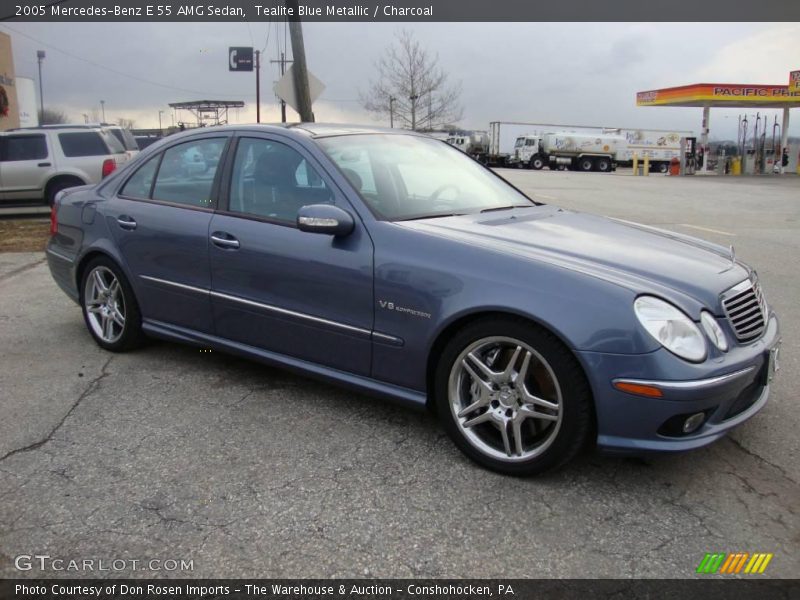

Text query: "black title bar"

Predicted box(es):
[2, 0, 800, 22]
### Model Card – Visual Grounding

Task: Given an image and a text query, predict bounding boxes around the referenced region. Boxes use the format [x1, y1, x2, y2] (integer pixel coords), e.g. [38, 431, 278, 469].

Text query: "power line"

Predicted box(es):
[0, 24, 245, 98]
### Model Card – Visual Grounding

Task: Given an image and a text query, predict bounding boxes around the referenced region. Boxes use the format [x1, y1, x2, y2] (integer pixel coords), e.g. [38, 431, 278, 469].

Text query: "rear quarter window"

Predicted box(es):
[58, 132, 112, 157]
[0, 134, 48, 161]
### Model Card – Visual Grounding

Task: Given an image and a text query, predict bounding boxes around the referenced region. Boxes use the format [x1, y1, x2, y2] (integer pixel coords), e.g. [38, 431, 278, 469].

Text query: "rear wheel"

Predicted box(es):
[434, 317, 592, 475]
[596, 157, 612, 172]
[656, 162, 669, 173]
[80, 257, 146, 352]
[46, 177, 83, 207]
[578, 157, 595, 172]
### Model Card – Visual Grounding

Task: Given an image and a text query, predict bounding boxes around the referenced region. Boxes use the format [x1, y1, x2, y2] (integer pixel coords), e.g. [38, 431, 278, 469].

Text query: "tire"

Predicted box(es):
[434, 317, 592, 476]
[578, 157, 594, 172]
[657, 162, 668, 174]
[79, 257, 146, 352]
[595, 157, 611, 172]
[46, 178, 82, 207]
[529, 156, 545, 170]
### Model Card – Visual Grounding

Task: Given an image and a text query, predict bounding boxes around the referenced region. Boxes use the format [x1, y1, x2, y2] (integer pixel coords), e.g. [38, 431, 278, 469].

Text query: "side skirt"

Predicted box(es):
[141, 319, 428, 411]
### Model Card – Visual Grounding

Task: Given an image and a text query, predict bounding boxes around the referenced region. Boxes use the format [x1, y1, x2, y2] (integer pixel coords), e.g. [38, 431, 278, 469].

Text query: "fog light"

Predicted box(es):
[682, 412, 706, 434]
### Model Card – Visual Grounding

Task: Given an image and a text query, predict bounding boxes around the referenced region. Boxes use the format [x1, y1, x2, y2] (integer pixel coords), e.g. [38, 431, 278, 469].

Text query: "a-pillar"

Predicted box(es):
[780, 106, 790, 174]
[700, 105, 710, 173]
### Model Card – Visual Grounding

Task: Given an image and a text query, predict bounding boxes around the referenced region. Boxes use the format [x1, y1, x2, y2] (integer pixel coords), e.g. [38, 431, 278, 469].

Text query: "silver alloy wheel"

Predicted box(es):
[84, 266, 126, 344]
[448, 336, 563, 462]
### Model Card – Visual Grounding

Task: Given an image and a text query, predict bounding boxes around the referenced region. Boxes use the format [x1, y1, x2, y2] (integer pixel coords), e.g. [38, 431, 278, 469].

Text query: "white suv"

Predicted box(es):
[0, 126, 130, 205]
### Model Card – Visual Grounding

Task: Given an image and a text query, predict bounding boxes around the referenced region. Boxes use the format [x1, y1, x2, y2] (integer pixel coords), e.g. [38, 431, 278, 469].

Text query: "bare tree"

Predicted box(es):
[38, 107, 69, 125]
[117, 118, 136, 129]
[361, 30, 462, 131]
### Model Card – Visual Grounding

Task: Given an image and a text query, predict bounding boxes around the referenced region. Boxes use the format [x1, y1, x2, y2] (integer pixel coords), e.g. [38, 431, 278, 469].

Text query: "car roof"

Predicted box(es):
[5, 125, 108, 132]
[167, 122, 427, 142]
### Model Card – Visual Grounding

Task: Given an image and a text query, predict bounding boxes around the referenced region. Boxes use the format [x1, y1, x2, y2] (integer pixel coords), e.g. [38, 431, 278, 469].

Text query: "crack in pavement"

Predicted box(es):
[0, 355, 114, 463]
[726, 435, 799, 487]
[0, 257, 47, 284]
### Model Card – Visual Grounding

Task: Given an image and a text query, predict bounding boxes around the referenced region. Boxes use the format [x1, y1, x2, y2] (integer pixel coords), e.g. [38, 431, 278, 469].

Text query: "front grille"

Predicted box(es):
[721, 277, 767, 342]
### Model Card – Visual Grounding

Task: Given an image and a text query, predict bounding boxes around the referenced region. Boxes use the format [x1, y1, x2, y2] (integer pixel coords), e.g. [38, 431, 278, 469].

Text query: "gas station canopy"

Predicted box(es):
[636, 82, 800, 108]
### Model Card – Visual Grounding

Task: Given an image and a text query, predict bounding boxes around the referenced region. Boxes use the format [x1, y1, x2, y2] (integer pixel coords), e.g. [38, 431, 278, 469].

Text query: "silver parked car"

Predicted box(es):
[0, 125, 129, 205]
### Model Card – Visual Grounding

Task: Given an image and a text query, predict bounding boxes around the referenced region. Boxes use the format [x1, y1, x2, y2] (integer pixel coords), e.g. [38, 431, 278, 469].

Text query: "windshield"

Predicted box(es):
[318, 134, 535, 221]
[514, 137, 525, 148]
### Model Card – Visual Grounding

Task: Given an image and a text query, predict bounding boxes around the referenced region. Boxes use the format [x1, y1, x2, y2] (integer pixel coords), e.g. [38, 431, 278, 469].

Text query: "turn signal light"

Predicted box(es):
[613, 381, 664, 398]
[101, 158, 116, 178]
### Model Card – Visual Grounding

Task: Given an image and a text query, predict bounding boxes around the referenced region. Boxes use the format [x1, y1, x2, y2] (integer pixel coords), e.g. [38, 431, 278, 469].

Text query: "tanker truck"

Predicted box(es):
[445, 131, 509, 166]
[510, 132, 626, 172]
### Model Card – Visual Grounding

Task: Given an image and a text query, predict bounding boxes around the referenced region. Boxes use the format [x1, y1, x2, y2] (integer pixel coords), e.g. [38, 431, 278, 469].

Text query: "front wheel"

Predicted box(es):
[434, 318, 592, 475]
[80, 257, 146, 352]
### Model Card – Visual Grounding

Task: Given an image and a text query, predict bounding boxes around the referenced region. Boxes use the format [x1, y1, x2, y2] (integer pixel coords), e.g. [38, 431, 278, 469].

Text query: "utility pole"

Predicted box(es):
[158, 110, 164, 133]
[100, 100, 105, 123]
[270, 52, 291, 123]
[285, 0, 314, 122]
[36, 50, 45, 115]
[255, 50, 261, 123]
[389, 96, 396, 128]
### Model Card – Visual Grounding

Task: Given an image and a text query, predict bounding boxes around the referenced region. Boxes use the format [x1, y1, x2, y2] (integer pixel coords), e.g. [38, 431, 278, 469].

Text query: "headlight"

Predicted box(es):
[700, 311, 728, 352]
[634, 296, 707, 362]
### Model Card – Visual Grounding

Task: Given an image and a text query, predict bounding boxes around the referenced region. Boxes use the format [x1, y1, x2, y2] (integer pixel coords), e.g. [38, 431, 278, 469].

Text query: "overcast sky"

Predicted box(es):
[3, 21, 799, 147]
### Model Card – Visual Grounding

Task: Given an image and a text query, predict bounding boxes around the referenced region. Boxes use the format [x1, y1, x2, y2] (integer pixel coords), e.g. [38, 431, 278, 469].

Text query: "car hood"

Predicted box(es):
[398, 206, 749, 312]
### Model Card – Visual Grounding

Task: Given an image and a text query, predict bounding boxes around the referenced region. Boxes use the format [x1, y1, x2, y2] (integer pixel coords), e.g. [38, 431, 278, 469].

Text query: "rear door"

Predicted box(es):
[0, 133, 54, 200]
[107, 134, 230, 334]
[208, 134, 374, 375]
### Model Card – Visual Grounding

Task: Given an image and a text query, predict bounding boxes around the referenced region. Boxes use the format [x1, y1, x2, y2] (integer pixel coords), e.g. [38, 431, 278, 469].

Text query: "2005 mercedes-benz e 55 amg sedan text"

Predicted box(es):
[46, 124, 780, 475]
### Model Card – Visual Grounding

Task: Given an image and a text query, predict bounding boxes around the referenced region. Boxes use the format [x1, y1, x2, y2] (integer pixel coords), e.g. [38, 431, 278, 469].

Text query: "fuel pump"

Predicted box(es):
[680, 137, 697, 175]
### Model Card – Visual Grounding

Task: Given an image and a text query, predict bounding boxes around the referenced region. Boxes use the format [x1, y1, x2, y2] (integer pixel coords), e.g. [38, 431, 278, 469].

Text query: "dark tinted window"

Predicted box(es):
[151, 138, 226, 207]
[58, 132, 109, 157]
[120, 155, 160, 199]
[2, 135, 48, 161]
[229, 137, 332, 223]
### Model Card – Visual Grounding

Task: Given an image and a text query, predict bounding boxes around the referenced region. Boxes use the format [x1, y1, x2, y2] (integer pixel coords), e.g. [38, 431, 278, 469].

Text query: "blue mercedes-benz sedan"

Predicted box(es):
[46, 124, 780, 475]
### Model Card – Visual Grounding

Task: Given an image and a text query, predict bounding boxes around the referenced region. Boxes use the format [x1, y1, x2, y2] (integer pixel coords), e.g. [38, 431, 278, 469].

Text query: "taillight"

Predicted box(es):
[49, 202, 58, 236]
[102, 158, 116, 178]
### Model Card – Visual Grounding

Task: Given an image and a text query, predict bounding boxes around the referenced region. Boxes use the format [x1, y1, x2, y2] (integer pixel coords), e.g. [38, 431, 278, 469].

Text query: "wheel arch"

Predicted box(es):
[45, 174, 87, 196]
[424, 308, 595, 416]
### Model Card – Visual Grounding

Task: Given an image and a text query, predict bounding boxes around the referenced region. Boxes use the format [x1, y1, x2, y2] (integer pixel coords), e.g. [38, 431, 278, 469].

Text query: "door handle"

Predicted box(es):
[38, 162, 52, 167]
[116, 215, 137, 230]
[210, 233, 240, 250]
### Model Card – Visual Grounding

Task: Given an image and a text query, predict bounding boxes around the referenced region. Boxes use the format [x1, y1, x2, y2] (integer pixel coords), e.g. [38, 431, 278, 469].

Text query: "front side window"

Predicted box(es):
[1, 135, 48, 161]
[228, 137, 332, 223]
[58, 132, 110, 157]
[319, 134, 534, 221]
[151, 138, 226, 208]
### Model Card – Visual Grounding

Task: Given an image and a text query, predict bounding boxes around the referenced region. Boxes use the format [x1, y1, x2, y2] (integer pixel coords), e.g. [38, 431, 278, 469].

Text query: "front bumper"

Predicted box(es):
[578, 313, 780, 454]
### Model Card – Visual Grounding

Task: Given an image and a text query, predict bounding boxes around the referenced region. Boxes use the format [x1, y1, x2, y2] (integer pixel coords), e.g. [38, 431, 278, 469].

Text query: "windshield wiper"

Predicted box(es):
[398, 212, 468, 221]
[479, 204, 536, 213]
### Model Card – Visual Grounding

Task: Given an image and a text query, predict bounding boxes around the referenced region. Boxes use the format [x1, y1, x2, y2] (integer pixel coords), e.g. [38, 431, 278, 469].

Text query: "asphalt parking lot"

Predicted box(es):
[1, 171, 798, 579]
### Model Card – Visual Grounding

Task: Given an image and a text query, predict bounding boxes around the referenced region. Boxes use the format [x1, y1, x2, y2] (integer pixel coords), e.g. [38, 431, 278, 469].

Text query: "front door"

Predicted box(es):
[209, 135, 374, 376]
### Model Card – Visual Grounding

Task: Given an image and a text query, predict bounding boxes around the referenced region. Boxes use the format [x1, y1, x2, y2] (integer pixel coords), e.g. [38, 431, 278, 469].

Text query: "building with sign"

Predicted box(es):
[637, 72, 800, 173]
[0, 32, 21, 131]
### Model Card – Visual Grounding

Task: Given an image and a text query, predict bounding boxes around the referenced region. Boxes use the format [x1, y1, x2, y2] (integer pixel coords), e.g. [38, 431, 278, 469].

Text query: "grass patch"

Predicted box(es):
[0, 219, 50, 252]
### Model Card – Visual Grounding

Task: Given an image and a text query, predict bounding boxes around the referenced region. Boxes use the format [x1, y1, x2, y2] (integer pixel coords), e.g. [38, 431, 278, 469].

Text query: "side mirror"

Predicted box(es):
[297, 204, 355, 237]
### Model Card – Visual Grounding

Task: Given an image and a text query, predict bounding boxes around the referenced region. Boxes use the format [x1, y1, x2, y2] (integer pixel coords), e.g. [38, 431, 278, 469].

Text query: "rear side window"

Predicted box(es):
[58, 132, 110, 157]
[1, 135, 48, 161]
[120, 155, 160, 198]
[111, 128, 139, 151]
[151, 138, 226, 208]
